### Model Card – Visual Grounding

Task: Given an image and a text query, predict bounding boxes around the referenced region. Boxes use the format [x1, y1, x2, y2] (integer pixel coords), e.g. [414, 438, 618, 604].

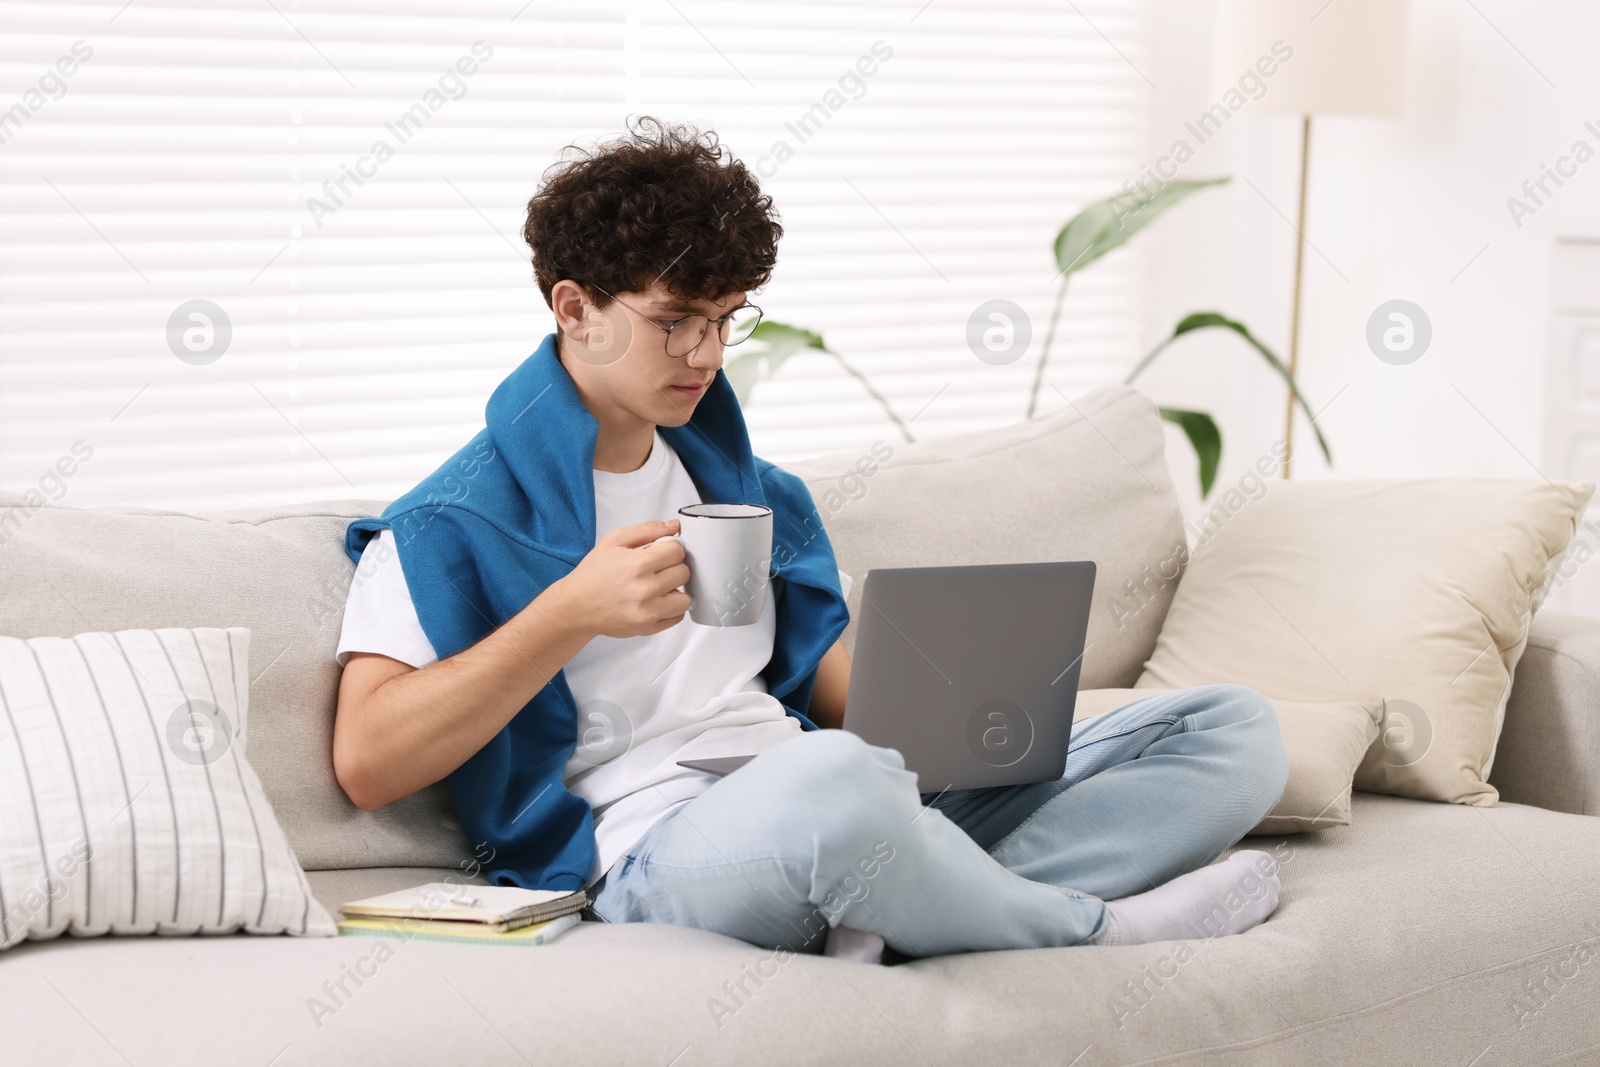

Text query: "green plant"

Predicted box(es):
[1030, 178, 1330, 496]
[724, 321, 915, 443]
[728, 177, 1332, 497]
[1123, 312, 1330, 496]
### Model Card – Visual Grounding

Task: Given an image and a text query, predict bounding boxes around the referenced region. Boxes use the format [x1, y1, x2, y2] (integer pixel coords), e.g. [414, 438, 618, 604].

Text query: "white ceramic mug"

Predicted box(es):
[672, 503, 773, 626]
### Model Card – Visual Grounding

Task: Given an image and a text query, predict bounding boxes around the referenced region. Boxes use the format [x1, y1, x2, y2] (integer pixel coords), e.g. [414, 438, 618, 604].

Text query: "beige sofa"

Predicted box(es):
[3, 385, 1599, 1066]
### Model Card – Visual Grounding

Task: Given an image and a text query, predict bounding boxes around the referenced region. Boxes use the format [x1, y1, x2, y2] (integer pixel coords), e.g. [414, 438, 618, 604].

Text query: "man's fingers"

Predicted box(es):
[634, 535, 687, 568]
[656, 562, 691, 590]
[607, 518, 681, 548]
[653, 590, 692, 622]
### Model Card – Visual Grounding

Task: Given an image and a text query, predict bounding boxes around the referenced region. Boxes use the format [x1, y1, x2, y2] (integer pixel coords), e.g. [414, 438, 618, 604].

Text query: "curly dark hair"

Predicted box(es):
[523, 116, 782, 310]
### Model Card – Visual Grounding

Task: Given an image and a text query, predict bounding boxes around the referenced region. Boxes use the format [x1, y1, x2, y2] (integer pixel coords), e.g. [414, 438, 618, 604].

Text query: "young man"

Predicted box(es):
[332, 117, 1290, 961]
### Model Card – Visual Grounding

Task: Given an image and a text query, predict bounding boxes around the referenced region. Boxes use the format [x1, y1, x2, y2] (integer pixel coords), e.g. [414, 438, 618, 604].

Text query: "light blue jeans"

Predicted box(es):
[589, 684, 1289, 958]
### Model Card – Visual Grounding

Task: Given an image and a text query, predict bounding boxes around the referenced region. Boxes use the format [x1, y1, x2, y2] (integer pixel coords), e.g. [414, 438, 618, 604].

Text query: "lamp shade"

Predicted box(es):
[1212, 0, 1408, 116]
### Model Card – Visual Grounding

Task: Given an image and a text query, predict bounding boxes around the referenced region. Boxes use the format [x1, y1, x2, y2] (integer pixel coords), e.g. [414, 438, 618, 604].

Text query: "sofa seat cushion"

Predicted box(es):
[3, 797, 1595, 1066]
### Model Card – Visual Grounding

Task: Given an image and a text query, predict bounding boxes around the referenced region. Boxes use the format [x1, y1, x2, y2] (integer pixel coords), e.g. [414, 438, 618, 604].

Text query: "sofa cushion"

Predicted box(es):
[1137, 478, 1593, 805]
[2, 795, 1595, 1065]
[0, 493, 477, 874]
[782, 385, 1187, 690]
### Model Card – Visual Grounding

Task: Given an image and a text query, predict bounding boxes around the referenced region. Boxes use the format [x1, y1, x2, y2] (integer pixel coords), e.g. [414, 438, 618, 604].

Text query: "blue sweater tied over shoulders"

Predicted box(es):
[343, 332, 850, 890]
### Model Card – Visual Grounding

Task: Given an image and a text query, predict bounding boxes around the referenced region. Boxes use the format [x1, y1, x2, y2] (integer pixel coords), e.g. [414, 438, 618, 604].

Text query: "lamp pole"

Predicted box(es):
[1282, 113, 1311, 480]
[1213, 0, 1408, 480]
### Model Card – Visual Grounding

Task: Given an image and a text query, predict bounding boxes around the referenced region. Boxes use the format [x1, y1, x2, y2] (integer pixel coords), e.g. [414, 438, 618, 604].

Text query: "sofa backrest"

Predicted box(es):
[784, 384, 1187, 690]
[0, 494, 477, 873]
[0, 384, 1186, 871]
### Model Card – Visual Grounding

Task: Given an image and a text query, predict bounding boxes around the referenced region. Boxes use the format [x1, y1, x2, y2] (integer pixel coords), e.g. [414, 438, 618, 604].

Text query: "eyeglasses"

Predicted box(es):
[589, 283, 763, 359]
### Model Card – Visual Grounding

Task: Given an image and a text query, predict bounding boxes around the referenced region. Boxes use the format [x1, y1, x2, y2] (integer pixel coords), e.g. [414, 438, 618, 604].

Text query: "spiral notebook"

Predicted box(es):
[337, 912, 582, 947]
[338, 882, 588, 938]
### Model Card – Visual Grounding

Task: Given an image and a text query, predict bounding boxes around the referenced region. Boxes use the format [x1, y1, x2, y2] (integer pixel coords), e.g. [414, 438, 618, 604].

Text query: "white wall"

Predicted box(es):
[1131, 0, 1600, 522]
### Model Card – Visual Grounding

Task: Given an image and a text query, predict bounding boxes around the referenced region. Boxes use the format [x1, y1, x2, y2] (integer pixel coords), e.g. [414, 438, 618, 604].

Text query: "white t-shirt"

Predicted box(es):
[335, 430, 852, 889]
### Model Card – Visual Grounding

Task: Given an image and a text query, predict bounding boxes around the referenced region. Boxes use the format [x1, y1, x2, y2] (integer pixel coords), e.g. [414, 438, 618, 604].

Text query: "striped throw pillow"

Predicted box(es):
[0, 626, 336, 949]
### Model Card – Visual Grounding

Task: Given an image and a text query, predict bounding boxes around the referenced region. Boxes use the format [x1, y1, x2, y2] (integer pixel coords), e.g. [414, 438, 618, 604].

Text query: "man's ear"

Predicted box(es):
[551, 279, 631, 368]
[550, 279, 590, 340]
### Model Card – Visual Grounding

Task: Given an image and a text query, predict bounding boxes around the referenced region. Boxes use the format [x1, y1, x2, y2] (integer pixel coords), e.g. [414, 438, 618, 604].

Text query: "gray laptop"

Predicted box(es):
[678, 560, 1096, 792]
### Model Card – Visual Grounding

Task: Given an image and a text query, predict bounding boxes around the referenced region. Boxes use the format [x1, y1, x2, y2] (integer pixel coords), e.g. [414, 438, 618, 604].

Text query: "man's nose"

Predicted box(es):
[684, 328, 726, 370]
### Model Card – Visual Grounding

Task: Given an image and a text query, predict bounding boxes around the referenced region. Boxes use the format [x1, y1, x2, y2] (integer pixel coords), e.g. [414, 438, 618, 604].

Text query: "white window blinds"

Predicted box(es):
[0, 0, 1151, 512]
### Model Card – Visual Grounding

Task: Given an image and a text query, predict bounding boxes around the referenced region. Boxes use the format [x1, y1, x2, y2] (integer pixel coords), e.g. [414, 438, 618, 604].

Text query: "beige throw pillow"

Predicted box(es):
[1075, 689, 1381, 834]
[1134, 478, 1592, 805]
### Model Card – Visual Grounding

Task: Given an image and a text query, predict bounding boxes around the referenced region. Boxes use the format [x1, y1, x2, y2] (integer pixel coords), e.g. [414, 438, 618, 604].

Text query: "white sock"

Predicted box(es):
[824, 923, 886, 964]
[1094, 850, 1280, 946]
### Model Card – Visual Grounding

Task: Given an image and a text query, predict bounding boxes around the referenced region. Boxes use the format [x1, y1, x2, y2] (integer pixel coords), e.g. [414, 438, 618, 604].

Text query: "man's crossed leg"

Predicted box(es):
[591, 683, 1291, 959]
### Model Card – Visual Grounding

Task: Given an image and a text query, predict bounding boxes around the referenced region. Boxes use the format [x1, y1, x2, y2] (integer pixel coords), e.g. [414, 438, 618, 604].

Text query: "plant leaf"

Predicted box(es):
[728, 320, 914, 441]
[1052, 177, 1229, 281]
[1159, 407, 1222, 498]
[722, 321, 825, 405]
[1169, 312, 1332, 466]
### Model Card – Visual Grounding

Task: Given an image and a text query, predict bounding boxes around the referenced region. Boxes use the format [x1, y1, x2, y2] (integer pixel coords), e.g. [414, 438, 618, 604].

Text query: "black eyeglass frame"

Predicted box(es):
[588, 283, 763, 358]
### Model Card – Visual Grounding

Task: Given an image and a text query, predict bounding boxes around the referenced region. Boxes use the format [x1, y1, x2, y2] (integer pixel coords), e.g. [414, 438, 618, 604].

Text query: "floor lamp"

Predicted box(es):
[1212, 0, 1408, 478]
